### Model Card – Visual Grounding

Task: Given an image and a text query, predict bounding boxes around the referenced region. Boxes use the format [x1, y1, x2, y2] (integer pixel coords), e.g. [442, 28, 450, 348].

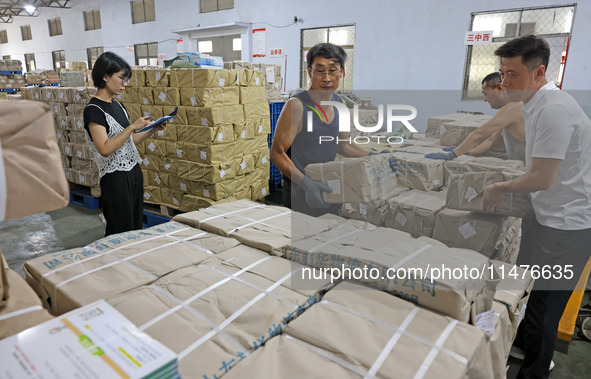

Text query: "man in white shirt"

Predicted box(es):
[482, 35, 591, 379]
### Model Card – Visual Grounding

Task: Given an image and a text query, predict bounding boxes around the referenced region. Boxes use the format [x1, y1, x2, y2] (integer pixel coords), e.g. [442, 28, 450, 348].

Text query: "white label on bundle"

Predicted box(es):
[143, 98, 149, 105]
[77, 120, 83, 129]
[240, 160, 246, 170]
[200, 151, 207, 160]
[75, 93, 81, 102]
[262, 156, 267, 164]
[35, 93, 40, 100]
[57, 132, 62, 139]
[158, 91, 167, 102]
[117, 94, 123, 99]
[76, 151, 82, 158]
[155, 176, 161, 185]
[218, 78, 225, 87]
[163, 162, 171, 170]
[217, 133, 223, 142]
[518, 227, 522, 237]
[201, 117, 208, 126]
[459, 222, 476, 239]
[465, 186, 478, 202]
[274, 81, 280, 88]
[266, 66, 275, 82]
[144, 111, 150, 117]
[59, 91, 64, 99]
[262, 187, 267, 195]
[61, 120, 66, 127]
[54, 106, 59, 113]
[144, 191, 151, 199]
[439, 125, 447, 134]
[65, 146, 71, 154]
[190, 97, 197, 106]
[255, 77, 260, 85]
[359, 203, 368, 215]
[157, 130, 164, 137]
[241, 130, 246, 139]
[220, 169, 226, 178]
[180, 183, 187, 191]
[396, 212, 408, 226]
[236, 75, 240, 85]
[176, 149, 182, 158]
[517, 304, 527, 327]
[143, 157, 149, 166]
[258, 125, 263, 133]
[148, 142, 156, 152]
[172, 197, 179, 206]
[203, 189, 210, 197]
[475, 309, 495, 336]
[80, 175, 85, 183]
[156, 72, 161, 81]
[327, 180, 341, 194]
[432, 179, 441, 186]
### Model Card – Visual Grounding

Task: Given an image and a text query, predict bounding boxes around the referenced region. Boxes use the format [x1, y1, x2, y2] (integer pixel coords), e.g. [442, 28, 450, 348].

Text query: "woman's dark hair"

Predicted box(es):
[307, 43, 346, 69]
[91, 51, 132, 89]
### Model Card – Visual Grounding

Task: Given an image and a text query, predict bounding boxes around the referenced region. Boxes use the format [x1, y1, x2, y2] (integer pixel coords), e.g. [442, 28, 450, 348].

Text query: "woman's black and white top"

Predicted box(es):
[83, 98, 141, 178]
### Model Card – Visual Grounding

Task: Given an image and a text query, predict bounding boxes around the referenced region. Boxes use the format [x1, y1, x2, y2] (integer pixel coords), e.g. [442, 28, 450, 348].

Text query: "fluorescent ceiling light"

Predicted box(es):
[24, 5, 36, 13]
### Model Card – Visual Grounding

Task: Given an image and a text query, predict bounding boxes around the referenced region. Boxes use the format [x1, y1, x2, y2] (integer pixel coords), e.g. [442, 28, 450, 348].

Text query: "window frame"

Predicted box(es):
[134, 42, 158, 66]
[21, 25, 32, 41]
[84, 9, 102, 31]
[48, 17, 63, 37]
[0, 30, 7, 44]
[131, 0, 155, 24]
[87, 46, 104, 70]
[52, 50, 66, 72]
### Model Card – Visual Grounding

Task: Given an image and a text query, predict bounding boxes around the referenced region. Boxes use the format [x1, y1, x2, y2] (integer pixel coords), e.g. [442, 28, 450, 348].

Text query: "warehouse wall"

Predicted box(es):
[1, 0, 589, 129]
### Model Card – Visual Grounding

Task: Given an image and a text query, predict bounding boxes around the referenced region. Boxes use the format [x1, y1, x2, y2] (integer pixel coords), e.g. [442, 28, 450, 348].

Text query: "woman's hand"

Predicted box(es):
[129, 116, 151, 132]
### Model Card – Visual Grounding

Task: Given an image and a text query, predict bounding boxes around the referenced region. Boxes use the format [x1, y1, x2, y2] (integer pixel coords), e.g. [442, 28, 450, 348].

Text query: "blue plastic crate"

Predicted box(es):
[143, 211, 171, 228]
[70, 188, 101, 210]
[0, 70, 22, 75]
[0, 88, 19, 93]
[269, 102, 286, 116]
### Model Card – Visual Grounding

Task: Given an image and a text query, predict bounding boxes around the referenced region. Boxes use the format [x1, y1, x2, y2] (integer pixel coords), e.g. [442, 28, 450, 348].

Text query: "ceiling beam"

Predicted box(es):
[0, 0, 70, 8]
[0, 7, 39, 17]
[0, 14, 11, 23]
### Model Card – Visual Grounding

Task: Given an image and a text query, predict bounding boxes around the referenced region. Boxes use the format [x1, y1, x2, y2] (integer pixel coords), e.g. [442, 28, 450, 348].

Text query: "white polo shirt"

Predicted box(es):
[522, 81, 591, 230]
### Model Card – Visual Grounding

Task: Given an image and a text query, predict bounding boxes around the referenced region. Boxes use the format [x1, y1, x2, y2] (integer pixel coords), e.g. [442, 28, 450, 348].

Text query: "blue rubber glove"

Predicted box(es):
[369, 149, 391, 155]
[389, 156, 400, 177]
[425, 151, 457, 160]
[299, 176, 332, 208]
[442, 146, 456, 151]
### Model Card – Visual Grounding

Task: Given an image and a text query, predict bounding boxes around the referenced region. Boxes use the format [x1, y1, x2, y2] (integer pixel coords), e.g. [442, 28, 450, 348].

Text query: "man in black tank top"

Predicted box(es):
[270, 43, 391, 216]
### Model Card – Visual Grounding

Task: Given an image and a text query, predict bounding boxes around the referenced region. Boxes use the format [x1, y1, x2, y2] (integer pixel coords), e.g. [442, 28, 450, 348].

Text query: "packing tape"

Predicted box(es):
[0, 305, 43, 322]
[414, 320, 459, 379]
[0, 138, 5, 221]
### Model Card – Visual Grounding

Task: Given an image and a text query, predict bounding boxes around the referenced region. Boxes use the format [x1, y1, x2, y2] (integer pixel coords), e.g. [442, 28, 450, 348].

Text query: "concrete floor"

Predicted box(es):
[0, 200, 589, 377]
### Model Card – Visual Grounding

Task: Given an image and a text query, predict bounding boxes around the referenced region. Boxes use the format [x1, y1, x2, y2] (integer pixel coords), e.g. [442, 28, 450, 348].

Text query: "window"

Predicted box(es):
[232, 38, 241, 51]
[48, 17, 63, 36]
[0, 30, 7, 44]
[52, 50, 66, 72]
[201, 0, 234, 13]
[462, 4, 575, 99]
[84, 9, 101, 31]
[87, 46, 104, 69]
[131, 0, 155, 24]
[25, 53, 36, 72]
[198, 40, 213, 53]
[134, 42, 158, 65]
[301, 25, 355, 91]
[21, 25, 32, 41]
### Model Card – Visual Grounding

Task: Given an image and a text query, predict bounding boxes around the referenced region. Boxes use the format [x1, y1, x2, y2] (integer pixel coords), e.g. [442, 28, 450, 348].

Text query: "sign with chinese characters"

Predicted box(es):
[252, 28, 266, 57]
[269, 48, 283, 57]
[464, 30, 493, 45]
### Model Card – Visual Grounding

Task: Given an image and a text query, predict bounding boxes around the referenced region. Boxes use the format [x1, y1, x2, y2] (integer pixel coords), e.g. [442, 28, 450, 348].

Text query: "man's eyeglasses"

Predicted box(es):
[115, 75, 130, 85]
[311, 69, 342, 78]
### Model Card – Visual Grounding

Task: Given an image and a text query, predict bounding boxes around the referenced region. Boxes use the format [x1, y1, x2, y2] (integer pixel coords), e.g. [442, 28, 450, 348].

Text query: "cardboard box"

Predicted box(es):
[180, 87, 239, 107]
[384, 189, 447, 238]
[392, 152, 445, 191]
[170, 68, 230, 88]
[140, 105, 164, 120]
[250, 179, 269, 200]
[60, 71, 85, 87]
[186, 105, 245, 127]
[152, 87, 180, 106]
[305, 155, 398, 204]
[144, 139, 167, 157]
[239, 86, 267, 104]
[66, 103, 86, 117]
[224, 281, 494, 379]
[129, 69, 146, 87]
[288, 224, 496, 322]
[443, 156, 524, 183]
[107, 245, 331, 379]
[177, 159, 237, 184]
[176, 124, 234, 145]
[1, 100, 69, 221]
[432, 208, 514, 257]
[446, 170, 534, 218]
[23, 222, 240, 315]
[140, 154, 162, 172]
[139, 87, 154, 105]
[115, 86, 140, 104]
[144, 69, 170, 87]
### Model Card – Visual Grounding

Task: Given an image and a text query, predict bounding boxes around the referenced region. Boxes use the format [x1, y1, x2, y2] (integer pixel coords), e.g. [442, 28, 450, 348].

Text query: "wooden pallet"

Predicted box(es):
[69, 182, 101, 198]
[143, 202, 181, 218]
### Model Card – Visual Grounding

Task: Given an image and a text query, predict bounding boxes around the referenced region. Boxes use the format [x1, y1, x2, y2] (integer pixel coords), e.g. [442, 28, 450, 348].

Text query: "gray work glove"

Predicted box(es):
[299, 176, 332, 208]
[425, 151, 457, 161]
[389, 156, 400, 176]
[442, 146, 456, 151]
[369, 149, 391, 155]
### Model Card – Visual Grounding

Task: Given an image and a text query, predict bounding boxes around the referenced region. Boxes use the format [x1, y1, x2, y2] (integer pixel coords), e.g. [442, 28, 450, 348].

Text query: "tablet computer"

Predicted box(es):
[136, 106, 178, 133]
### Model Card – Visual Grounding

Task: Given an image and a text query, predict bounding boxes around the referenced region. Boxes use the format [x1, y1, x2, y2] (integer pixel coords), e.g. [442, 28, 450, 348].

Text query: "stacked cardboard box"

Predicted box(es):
[443, 155, 524, 183]
[0, 59, 22, 72]
[0, 73, 25, 89]
[383, 189, 447, 238]
[225, 61, 283, 101]
[223, 281, 496, 379]
[120, 67, 270, 211]
[392, 152, 445, 191]
[36, 86, 100, 187]
[340, 186, 411, 226]
[425, 112, 492, 138]
[0, 251, 53, 339]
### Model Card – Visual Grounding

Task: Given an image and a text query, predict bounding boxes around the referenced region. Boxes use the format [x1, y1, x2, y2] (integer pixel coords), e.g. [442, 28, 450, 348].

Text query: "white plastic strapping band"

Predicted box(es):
[0, 138, 6, 221]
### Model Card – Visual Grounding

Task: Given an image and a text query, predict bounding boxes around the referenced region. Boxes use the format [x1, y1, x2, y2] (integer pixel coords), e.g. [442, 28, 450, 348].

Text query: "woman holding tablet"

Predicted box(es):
[83, 51, 165, 236]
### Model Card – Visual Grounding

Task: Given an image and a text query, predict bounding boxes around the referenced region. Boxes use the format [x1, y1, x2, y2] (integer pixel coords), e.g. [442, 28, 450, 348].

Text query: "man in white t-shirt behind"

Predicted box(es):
[482, 35, 591, 379]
